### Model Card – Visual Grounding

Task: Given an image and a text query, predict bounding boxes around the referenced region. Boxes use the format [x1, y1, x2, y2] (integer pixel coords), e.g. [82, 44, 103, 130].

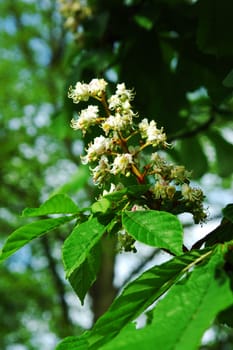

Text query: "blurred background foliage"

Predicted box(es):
[0, 0, 233, 349]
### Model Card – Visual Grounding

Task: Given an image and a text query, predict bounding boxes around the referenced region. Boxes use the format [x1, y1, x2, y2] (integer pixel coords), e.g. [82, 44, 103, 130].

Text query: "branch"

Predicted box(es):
[168, 114, 215, 143]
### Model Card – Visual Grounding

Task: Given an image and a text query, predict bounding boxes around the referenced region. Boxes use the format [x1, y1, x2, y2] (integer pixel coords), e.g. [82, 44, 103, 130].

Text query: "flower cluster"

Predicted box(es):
[68, 79, 107, 104]
[68, 78, 207, 224]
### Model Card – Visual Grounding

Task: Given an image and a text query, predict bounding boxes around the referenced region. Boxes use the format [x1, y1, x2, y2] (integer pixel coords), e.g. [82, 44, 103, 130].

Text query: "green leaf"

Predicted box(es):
[223, 203, 233, 223]
[122, 210, 183, 255]
[103, 188, 128, 201]
[91, 198, 111, 214]
[197, 0, 233, 56]
[22, 194, 79, 217]
[0, 216, 74, 262]
[103, 185, 150, 201]
[69, 244, 101, 304]
[56, 336, 89, 350]
[101, 246, 233, 350]
[223, 69, 233, 87]
[62, 217, 106, 279]
[133, 15, 153, 30]
[56, 249, 209, 350]
[126, 185, 151, 197]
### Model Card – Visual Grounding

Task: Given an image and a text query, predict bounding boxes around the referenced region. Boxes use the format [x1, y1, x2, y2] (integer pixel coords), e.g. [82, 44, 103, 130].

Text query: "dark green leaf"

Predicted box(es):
[122, 210, 183, 255]
[62, 217, 106, 279]
[22, 194, 79, 217]
[218, 304, 233, 327]
[69, 244, 101, 304]
[0, 216, 74, 262]
[206, 221, 233, 247]
[197, 0, 233, 56]
[223, 204, 233, 223]
[103, 185, 150, 202]
[126, 185, 151, 197]
[223, 69, 233, 87]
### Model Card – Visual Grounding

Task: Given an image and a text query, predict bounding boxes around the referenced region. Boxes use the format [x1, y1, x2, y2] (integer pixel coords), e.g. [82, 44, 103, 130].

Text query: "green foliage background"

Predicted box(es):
[0, 0, 233, 349]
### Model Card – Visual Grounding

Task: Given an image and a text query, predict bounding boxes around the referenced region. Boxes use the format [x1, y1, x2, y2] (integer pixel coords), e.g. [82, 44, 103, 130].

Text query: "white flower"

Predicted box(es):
[102, 115, 118, 134]
[68, 82, 89, 103]
[121, 100, 132, 111]
[88, 78, 107, 97]
[68, 79, 107, 103]
[108, 83, 135, 113]
[147, 125, 166, 147]
[82, 135, 112, 163]
[111, 153, 133, 175]
[91, 155, 110, 184]
[102, 112, 133, 135]
[139, 118, 149, 138]
[115, 83, 135, 101]
[139, 118, 167, 147]
[108, 95, 121, 110]
[71, 105, 99, 133]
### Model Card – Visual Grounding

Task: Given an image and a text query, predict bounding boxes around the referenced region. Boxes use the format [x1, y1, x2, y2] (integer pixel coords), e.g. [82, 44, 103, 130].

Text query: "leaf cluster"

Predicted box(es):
[1, 193, 233, 349]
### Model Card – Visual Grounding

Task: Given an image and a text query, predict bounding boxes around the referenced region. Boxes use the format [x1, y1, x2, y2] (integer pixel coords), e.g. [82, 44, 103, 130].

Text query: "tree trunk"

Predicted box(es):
[90, 234, 117, 322]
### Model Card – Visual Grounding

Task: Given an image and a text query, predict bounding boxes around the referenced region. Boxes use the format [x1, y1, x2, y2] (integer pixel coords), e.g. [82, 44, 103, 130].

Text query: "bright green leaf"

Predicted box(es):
[22, 194, 79, 217]
[0, 216, 74, 262]
[92, 198, 111, 214]
[56, 249, 210, 350]
[62, 217, 106, 279]
[101, 247, 233, 350]
[122, 210, 183, 255]
[56, 336, 89, 350]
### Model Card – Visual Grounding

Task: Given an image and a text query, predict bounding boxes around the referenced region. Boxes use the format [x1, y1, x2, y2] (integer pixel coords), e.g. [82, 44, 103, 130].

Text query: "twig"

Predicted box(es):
[168, 114, 215, 143]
